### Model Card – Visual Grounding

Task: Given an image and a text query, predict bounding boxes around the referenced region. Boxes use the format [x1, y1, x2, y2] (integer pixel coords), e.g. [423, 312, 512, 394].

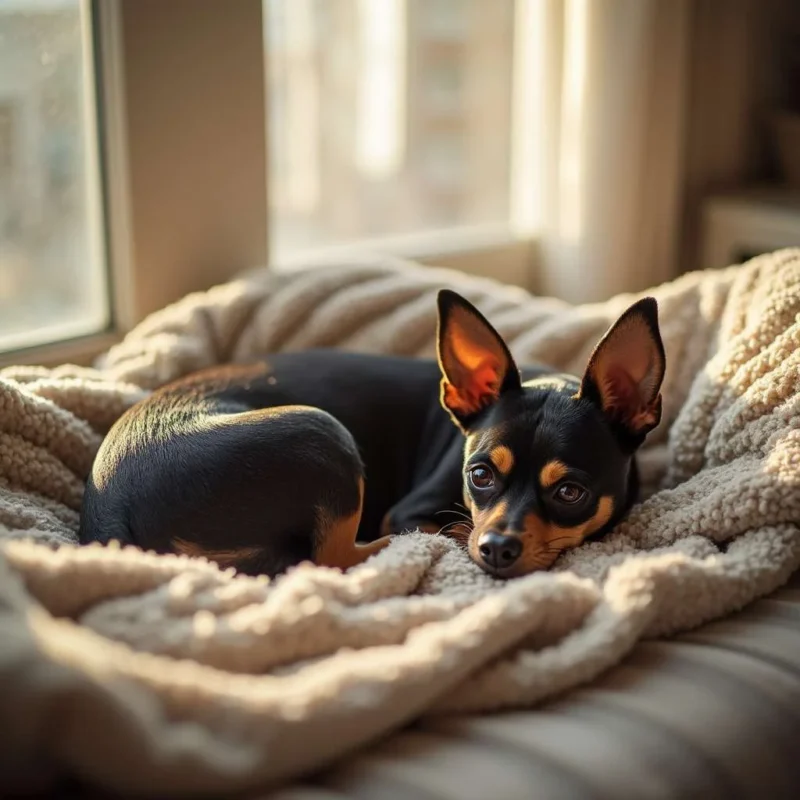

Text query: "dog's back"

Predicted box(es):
[80, 352, 455, 575]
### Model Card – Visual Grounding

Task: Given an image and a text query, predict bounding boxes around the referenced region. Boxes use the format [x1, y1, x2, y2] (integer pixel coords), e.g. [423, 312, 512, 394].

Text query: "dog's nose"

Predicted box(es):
[477, 531, 522, 570]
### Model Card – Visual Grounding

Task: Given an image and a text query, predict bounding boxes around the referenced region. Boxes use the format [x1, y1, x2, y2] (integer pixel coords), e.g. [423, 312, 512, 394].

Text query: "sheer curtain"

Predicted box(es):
[522, 0, 691, 303]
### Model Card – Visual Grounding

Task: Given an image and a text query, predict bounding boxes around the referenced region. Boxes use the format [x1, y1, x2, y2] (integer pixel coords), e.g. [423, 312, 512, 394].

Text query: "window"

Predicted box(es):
[0, 0, 108, 354]
[2, 1, 536, 366]
[264, 0, 518, 260]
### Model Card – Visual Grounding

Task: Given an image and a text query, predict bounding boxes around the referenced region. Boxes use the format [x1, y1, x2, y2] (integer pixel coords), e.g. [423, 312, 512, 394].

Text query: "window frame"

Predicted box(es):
[0, 0, 117, 368]
[2, 0, 539, 368]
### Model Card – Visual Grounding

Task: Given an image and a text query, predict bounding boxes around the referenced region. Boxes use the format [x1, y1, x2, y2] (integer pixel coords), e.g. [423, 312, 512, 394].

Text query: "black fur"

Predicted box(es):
[80, 292, 665, 579]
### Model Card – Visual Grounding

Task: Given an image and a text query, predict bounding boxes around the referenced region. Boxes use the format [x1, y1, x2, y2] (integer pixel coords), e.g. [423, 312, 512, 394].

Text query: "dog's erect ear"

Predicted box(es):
[436, 289, 521, 429]
[579, 297, 666, 445]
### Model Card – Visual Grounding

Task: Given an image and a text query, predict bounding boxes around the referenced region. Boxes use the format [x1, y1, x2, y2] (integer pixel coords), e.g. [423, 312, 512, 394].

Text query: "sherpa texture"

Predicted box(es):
[1, 249, 799, 796]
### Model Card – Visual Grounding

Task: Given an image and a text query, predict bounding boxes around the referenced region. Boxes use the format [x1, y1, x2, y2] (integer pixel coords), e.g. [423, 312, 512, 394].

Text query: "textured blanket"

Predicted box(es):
[1, 249, 799, 796]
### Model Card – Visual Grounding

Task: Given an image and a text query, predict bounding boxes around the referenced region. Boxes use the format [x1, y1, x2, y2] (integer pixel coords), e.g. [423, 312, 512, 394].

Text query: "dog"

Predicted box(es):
[79, 289, 665, 579]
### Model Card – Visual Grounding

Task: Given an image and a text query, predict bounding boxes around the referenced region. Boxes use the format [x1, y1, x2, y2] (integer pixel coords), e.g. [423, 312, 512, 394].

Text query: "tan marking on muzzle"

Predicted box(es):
[467, 500, 508, 566]
[507, 495, 615, 576]
[462, 488, 474, 513]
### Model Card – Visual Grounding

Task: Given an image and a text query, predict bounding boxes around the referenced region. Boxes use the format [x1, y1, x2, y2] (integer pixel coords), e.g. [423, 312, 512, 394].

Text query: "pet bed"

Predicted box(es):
[0, 249, 799, 797]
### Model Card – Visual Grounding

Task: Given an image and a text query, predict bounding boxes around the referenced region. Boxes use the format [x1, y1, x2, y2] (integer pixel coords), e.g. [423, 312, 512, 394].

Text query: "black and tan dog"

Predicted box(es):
[79, 290, 665, 579]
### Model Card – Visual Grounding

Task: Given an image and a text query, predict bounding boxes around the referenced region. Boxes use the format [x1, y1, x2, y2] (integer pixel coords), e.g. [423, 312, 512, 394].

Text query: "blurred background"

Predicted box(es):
[0, 0, 799, 364]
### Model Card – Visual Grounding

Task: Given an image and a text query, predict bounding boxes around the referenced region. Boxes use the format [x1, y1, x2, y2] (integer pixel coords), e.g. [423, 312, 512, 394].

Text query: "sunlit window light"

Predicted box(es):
[355, 0, 406, 180]
[558, 0, 588, 242]
[282, 0, 319, 213]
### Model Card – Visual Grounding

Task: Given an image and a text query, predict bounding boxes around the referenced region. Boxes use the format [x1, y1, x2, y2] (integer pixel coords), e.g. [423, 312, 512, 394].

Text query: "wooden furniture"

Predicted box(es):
[702, 187, 800, 269]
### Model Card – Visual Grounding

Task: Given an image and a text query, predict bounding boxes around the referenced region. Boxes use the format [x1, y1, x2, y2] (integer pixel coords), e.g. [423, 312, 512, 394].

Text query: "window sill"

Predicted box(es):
[271, 224, 538, 289]
[0, 330, 120, 370]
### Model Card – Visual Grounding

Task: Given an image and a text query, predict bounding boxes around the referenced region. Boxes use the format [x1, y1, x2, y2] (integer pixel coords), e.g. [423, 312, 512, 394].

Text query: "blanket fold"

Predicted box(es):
[1, 249, 799, 796]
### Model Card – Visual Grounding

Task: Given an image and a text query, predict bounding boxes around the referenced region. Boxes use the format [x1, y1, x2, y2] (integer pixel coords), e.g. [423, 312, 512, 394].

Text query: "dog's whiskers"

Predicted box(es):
[439, 517, 473, 544]
[440, 520, 473, 534]
[435, 509, 473, 524]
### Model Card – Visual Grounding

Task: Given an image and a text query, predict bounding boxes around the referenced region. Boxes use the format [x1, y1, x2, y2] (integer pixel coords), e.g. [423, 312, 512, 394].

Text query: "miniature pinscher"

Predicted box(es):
[79, 290, 665, 579]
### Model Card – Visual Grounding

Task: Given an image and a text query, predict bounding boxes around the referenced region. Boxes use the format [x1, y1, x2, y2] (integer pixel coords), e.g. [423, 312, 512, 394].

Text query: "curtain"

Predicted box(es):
[526, 0, 691, 303]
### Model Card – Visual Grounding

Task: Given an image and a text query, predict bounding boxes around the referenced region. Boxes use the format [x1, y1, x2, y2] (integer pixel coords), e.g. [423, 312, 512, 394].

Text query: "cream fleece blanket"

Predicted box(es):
[1, 249, 799, 796]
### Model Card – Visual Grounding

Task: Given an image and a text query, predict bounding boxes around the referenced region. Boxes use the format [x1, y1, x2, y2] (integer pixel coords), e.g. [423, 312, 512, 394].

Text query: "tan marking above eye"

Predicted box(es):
[539, 460, 569, 488]
[489, 445, 514, 475]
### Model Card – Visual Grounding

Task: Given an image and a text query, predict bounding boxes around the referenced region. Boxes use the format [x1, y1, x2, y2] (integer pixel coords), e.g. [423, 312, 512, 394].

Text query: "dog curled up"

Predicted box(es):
[80, 290, 665, 579]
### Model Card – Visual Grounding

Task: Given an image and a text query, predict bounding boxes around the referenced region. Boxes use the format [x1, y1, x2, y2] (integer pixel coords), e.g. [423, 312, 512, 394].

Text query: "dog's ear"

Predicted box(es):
[579, 297, 665, 446]
[436, 289, 521, 429]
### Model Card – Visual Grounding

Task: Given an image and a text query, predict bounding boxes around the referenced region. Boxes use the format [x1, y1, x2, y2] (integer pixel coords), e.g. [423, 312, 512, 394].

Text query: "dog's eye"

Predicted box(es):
[554, 483, 586, 504]
[468, 465, 495, 491]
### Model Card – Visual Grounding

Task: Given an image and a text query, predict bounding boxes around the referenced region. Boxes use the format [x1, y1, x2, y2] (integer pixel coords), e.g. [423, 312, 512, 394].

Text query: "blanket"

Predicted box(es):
[1, 249, 799, 796]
